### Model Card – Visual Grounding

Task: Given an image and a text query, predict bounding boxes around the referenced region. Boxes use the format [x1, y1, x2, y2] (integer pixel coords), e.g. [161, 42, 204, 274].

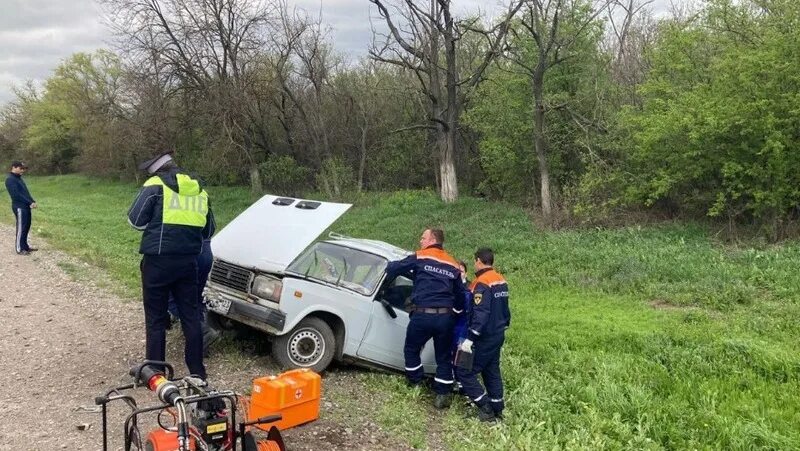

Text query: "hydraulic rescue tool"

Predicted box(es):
[95, 361, 287, 451]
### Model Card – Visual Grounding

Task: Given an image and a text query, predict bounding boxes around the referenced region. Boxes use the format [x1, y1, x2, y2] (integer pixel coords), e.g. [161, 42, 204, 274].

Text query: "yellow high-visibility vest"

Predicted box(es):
[143, 174, 208, 227]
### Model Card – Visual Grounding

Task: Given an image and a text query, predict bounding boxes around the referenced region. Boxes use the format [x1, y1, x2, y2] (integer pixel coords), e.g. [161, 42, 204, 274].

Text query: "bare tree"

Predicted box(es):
[334, 60, 390, 192]
[608, 0, 653, 61]
[103, 0, 275, 192]
[368, 0, 524, 202]
[264, 3, 308, 158]
[0, 83, 39, 162]
[505, 0, 612, 221]
[668, 0, 703, 23]
[605, 0, 656, 105]
[295, 16, 338, 162]
[352, 67, 382, 193]
[268, 6, 323, 155]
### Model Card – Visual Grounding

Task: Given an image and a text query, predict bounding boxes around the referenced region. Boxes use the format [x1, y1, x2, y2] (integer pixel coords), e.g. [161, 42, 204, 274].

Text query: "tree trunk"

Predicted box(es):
[358, 125, 368, 192]
[433, 145, 441, 193]
[440, 15, 459, 204]
[533, 68, 552, 220]
[333, 171, 341, 197]
[278, 93, 296, 154]
[249, 164, 262, 195]
[316, 173, 329, 197]
[132, 153, 141, 183]
[439, 126, 458, 203]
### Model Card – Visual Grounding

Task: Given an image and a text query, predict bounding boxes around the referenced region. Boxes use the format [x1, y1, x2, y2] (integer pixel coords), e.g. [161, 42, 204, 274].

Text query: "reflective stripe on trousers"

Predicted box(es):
[404, 312, 456, 395]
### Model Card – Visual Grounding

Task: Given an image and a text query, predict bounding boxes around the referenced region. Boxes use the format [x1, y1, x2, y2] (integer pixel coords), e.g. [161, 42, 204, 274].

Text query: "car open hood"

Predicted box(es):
[211, 195, 352, 274]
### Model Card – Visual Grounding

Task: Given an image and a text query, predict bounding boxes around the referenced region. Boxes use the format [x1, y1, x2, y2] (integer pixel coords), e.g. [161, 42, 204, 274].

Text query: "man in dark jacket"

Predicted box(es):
[5, 161, 38, 255]
[385, 228, 466, 409]
[127, 151, 215, 379]
[456, 248, 511, 422]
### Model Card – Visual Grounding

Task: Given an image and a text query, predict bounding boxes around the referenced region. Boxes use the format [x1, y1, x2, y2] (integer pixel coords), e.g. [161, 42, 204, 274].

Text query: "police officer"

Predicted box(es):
[167, 238, 220, 355]
[5, 161, 38, 255]
[127, 151, 215, 379]
[385, 228, 465, 409]
[456, 248, 511, 422]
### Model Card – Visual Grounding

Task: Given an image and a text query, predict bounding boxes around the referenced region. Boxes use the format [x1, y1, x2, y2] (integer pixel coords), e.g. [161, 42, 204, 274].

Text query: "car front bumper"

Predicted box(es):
[205, 284, 286, 334]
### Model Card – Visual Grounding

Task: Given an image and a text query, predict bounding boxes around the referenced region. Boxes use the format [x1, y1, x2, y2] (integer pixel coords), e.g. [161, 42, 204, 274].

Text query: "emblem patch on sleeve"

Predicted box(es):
[474, 293, 483, 305]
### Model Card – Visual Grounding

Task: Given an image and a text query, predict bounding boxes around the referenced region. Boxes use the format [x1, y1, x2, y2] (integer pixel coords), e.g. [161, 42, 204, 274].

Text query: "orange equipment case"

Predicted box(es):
[248, 368, 321, 431]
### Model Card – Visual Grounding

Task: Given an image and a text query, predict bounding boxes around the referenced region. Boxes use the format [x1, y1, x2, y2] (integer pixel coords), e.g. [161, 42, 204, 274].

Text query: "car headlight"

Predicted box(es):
[251, 276, 282, 302]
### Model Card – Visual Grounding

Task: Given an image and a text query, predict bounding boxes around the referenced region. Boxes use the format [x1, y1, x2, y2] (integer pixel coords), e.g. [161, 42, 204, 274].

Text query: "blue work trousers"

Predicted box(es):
[168, 240, 213, 317]
[456, 332, 505, 414]
[141, 255, 205, 379]
[404, 312, 455, 395]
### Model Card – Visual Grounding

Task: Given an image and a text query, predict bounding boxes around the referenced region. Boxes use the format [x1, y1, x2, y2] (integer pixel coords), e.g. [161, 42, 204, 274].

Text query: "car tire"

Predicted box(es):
[205, 311, 222, 329]
[271, 317, 336, 373]
[206, 311, 236, 331]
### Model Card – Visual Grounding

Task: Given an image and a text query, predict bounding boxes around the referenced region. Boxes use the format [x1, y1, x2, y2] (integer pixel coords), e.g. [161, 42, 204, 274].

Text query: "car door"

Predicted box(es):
[356, 277, 436, 373]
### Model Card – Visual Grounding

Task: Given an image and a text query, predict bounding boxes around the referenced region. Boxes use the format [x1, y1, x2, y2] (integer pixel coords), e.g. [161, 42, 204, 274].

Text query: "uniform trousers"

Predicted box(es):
[404, 311, 455, 395]
[141, 254, 206, 379]
[456, 332, 505, 414]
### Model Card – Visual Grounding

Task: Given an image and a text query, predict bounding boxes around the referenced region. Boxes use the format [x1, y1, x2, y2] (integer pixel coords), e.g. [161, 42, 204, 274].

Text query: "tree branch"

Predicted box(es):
[368, 0, 426, 60]
[390, 123, 438, 134]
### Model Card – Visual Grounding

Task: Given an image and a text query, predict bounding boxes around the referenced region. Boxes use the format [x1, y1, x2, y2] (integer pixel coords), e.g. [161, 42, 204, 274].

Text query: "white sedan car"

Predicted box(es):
[203, 195, 436, 373]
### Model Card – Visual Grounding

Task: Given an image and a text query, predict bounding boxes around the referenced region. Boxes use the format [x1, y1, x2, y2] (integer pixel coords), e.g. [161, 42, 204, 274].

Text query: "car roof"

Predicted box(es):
[323, 234, 411, 261]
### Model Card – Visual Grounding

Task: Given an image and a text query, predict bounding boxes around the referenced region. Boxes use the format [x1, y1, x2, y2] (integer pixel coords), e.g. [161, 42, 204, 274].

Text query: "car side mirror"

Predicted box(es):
[378, 298, 398, 319]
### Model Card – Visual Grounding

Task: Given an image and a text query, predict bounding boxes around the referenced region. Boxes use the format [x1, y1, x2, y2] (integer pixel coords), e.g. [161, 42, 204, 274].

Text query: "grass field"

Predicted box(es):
[2, 175, 800, 449]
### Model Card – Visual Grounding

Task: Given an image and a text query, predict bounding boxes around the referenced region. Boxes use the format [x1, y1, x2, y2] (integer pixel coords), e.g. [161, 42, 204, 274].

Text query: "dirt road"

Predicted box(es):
[0, 225, 409, 450]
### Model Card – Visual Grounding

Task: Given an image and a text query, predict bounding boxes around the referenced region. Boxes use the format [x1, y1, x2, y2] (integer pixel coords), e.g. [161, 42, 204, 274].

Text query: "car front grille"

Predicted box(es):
[209, 260, 253, 293]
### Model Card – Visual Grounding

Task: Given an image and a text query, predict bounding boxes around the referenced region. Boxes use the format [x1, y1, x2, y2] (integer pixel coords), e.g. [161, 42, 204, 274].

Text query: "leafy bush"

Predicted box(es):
[259, 154, 311, 197]
[366, 131, 433, 191]
[604, 1, 800, 222]
[315, 156, 355, 199]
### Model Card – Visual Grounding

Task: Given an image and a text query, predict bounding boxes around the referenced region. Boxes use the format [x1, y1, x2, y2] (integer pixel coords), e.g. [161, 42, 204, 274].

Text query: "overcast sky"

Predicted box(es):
[0, 0, 673, 107]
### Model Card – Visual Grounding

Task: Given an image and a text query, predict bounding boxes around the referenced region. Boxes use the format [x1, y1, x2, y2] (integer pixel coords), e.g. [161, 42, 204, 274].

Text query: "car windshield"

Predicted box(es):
[286, 242, 387, 295]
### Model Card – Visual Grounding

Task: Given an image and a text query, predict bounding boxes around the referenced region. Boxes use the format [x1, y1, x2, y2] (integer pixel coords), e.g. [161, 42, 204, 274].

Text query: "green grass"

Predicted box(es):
[3, 177, 800, 449]
[0, 175, 255, 297]
[326, 191, 800, 449]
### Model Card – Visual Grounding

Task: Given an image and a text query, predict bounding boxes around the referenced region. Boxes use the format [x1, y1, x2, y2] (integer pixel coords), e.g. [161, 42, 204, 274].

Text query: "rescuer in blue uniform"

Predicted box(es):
[127, 151, 216, 379]
[385, 228, 466, 409]
[456, 248, 511, 421]
[5, 161, 38, 255]
[452, 261, 473, 362]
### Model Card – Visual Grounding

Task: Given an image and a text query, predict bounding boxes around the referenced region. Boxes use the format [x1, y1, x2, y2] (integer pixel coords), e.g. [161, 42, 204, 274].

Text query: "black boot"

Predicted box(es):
[433, 394, 452, 409]
[477, 403, 496, 422]
[202, 322, 220, 357]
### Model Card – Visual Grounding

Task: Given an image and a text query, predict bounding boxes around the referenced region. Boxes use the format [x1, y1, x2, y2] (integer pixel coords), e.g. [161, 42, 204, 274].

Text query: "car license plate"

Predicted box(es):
[207, 296, 231, 315]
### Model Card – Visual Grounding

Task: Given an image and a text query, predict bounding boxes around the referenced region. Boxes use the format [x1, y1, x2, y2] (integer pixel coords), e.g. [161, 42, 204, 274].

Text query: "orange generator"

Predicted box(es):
[248, 368, 321, 431]
[144, 429, 196, 450]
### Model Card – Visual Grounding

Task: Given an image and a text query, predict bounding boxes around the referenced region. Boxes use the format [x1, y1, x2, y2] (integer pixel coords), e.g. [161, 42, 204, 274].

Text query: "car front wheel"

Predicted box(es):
[271, 317, 335, 373]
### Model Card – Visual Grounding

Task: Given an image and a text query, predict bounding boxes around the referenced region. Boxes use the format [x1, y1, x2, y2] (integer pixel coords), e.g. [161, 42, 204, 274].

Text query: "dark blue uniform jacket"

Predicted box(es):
[385, 244, 466, 310]
[467, 268, 511, 341]
[127, 168, 215, 256]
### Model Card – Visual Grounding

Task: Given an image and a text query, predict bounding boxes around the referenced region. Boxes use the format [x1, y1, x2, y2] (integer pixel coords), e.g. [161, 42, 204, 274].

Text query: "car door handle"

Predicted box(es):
[378, 299, 398, 319]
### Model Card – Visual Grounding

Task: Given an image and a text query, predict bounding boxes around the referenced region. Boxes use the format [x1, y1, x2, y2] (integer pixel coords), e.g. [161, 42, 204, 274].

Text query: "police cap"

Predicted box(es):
[138, 150, 175, 174]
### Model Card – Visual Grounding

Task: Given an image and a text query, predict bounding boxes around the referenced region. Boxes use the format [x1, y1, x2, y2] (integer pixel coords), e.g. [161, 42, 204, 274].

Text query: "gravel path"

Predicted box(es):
[0, 225, 411, 450]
